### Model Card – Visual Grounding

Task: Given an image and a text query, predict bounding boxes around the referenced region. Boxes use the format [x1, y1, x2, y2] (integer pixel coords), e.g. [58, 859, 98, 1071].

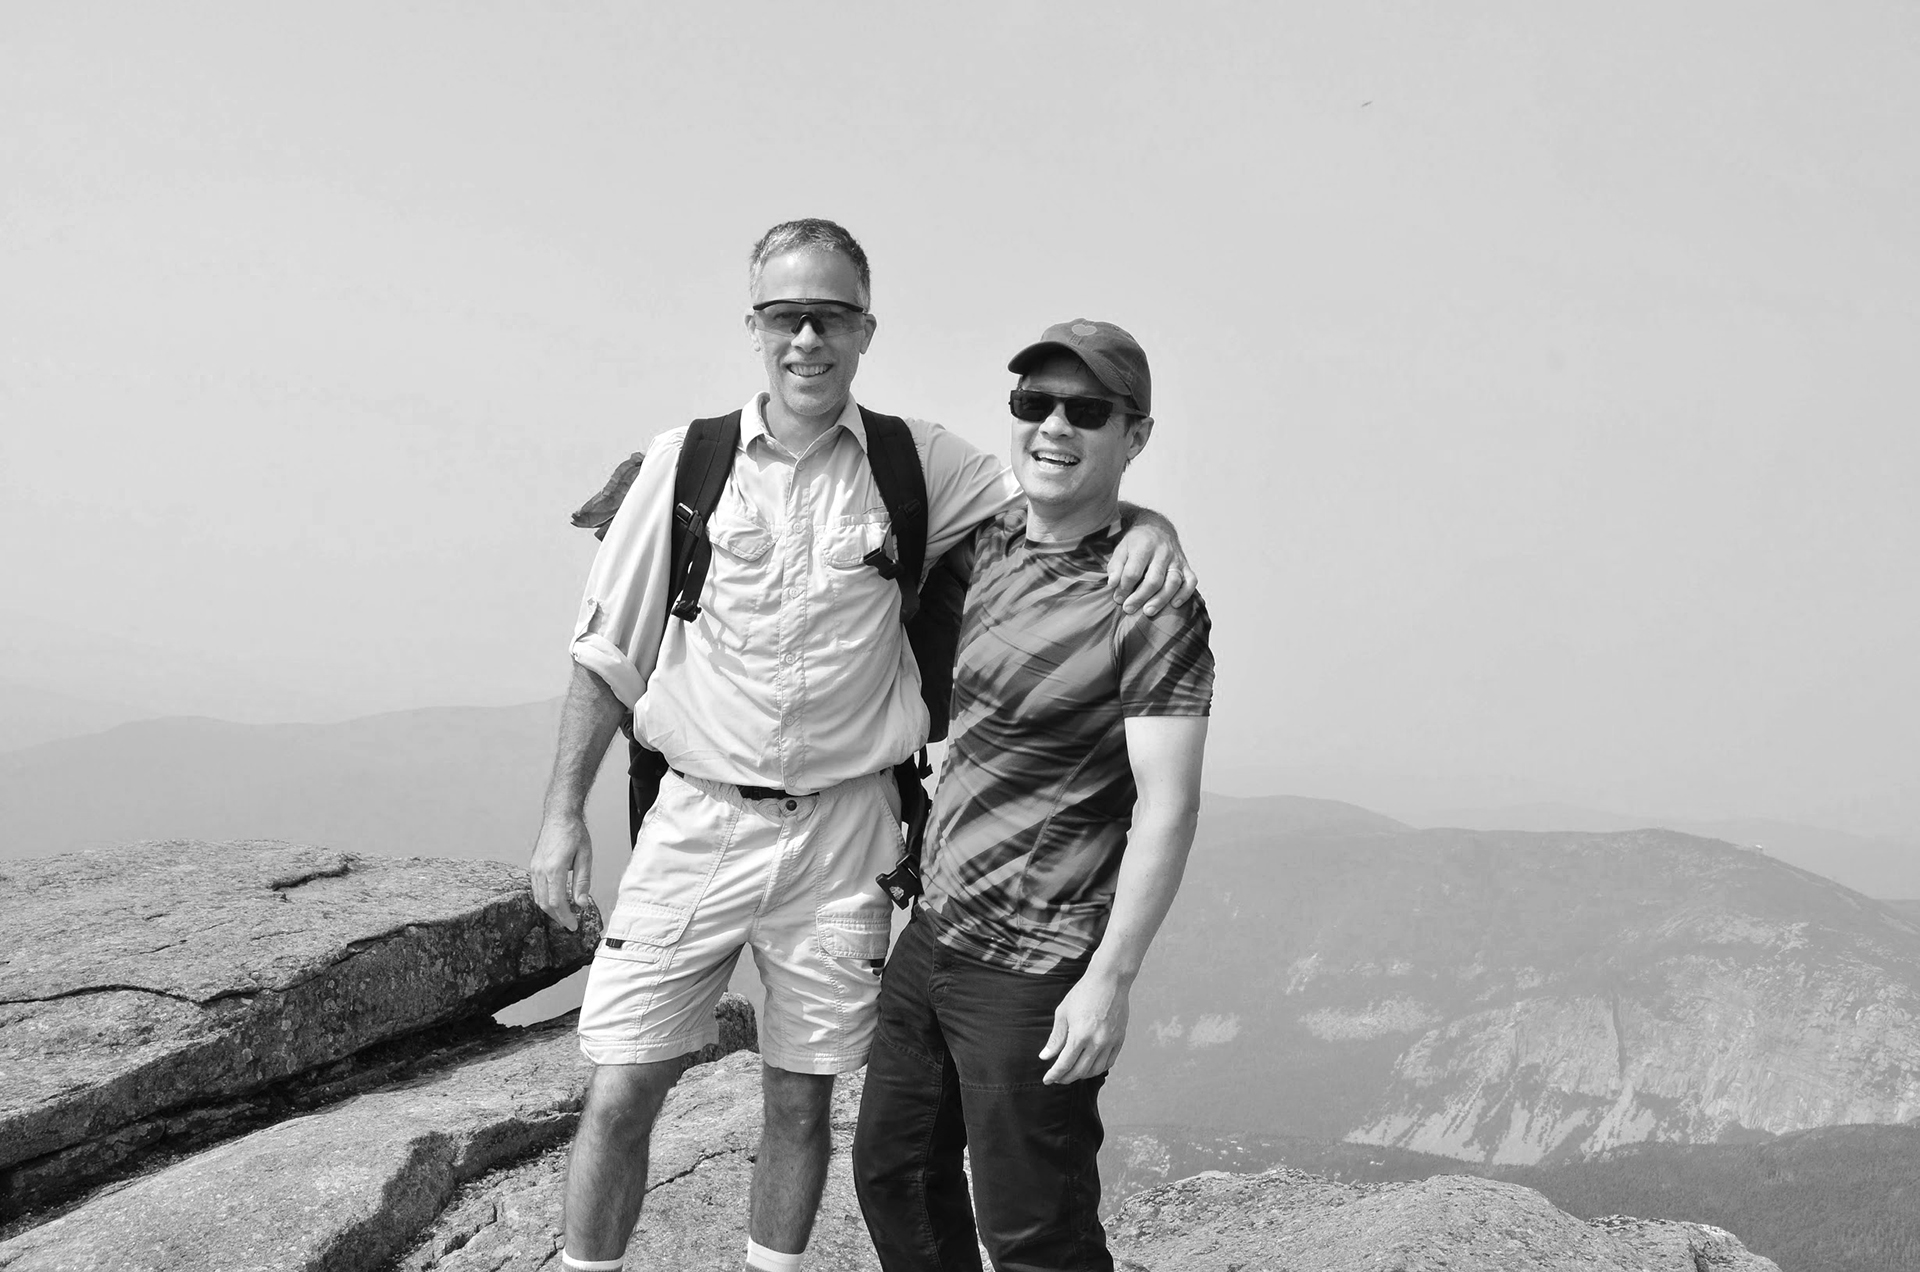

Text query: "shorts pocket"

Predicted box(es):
[599, 899, 694, 964]
[815, 897, 892, 961]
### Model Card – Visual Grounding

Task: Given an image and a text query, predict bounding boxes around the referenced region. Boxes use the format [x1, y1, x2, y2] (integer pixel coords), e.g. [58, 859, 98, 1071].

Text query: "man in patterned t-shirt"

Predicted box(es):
[853, 320, 1214, 1272]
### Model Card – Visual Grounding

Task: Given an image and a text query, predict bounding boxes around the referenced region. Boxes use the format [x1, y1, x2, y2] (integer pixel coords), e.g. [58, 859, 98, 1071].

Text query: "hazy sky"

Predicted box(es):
[4, 3, 1916, 834]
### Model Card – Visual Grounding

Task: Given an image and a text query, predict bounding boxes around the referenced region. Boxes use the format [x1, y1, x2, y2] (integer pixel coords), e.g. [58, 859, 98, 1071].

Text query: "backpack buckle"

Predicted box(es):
[862, 547, 900, 580]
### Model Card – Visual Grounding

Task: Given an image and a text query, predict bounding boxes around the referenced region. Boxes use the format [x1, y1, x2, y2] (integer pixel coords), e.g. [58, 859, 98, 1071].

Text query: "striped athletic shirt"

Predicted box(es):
[920, 508, 1215, 974]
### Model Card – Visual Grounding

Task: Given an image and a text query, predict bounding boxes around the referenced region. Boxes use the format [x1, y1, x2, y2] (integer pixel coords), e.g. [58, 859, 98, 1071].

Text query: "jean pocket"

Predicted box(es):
[599, 899, 693, 964]
[815, 897, 892, 961]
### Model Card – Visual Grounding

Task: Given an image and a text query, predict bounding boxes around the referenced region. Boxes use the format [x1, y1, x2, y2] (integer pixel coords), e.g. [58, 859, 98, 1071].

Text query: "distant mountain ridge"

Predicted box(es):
[1112, 808, 1920, 1166]
[0, 701, 629, 924]
[0, 681, 153, 755]
[1421, 802, 1920, 899]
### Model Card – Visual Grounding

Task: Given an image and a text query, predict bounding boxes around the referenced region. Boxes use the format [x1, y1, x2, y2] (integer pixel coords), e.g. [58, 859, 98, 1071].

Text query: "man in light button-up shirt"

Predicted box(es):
[530, 220, 1195, 1272]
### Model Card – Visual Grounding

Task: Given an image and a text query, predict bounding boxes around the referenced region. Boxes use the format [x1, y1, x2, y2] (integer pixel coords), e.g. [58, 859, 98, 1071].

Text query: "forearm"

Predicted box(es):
[1085, 799, 1200, 985]
[542, 662, 626, 822]
[1117, 502, 1178, 540]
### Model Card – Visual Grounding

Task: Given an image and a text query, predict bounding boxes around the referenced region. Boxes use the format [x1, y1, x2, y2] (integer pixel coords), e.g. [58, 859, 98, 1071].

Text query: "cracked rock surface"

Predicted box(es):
[0, 840, 600, 1211]
[397, 1047, 878, 1272]
[0, 999, 755, 1271]
[1106, 1167, 1781, 1271]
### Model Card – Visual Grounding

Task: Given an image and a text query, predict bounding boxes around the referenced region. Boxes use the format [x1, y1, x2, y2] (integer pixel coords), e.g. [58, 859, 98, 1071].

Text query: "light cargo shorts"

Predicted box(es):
[577, 767, 901, 1074]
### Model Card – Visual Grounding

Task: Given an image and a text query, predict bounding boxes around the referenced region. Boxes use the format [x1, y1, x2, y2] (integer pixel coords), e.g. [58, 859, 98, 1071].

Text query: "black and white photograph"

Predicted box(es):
[2, 5, 1916, 1270]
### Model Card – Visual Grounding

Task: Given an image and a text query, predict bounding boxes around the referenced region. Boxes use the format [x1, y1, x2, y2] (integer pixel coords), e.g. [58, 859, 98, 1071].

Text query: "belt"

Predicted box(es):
[672, 768, 805, 803]
[738, 782, 802, 802]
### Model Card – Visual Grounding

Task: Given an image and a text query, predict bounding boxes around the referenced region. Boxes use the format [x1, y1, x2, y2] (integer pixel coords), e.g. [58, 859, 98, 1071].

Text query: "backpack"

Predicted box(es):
[571, 407, 967, 903]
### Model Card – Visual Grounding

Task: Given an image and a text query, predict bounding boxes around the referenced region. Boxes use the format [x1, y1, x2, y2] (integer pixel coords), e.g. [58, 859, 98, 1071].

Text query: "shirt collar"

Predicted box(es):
[1018, 511, 1125, 553]
[742, 394, 868, 454]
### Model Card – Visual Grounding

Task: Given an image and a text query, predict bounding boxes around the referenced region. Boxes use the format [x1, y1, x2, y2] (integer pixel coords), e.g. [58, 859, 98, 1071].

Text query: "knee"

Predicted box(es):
[581, 1060, 685, 1143]
[761, 1067, 835, 1141]
[850, 1114, 892, 1189]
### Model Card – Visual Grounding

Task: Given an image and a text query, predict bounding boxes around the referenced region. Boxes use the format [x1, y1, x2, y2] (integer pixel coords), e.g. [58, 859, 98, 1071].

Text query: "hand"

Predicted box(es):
[1039, 971, 1130, 1085]
[1108, 521, 1198, 616]
[529, 812, 593, 931]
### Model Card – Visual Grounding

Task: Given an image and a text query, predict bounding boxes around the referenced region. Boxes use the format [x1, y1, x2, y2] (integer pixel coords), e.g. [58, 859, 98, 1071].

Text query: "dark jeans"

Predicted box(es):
[853, 912, 1111, 1272]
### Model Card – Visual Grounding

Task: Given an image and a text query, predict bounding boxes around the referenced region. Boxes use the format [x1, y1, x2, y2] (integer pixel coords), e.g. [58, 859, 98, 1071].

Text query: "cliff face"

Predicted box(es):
[1116, 802, 1920, 1165]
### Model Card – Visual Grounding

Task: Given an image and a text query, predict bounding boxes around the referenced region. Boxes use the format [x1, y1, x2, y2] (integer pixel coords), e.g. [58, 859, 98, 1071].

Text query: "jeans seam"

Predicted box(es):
[907, 930, 957, 1268]
[911, 1066, 958, 1266]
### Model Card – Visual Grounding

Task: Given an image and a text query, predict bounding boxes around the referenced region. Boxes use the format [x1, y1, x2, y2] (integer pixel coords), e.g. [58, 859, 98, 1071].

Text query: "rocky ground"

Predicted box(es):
[0, 841, 1783, 1270]
[1108, 1168, 1777, 1271]
[1, 840, 601, 1215]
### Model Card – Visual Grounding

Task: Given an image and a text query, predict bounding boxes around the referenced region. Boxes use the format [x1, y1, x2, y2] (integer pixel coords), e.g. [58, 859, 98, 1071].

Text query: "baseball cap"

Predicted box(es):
[1007, 319, 1151, 415]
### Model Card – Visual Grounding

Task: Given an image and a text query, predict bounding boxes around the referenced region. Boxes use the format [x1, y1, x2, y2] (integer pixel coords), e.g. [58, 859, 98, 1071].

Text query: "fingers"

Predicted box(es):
[1042, 1038, 1082, 1085]
[528, 823, 586, 932]
[570, 848, 594, 912]
[1140, 561, 1187, 616]
[1166, 564, 1198, 610]
[534, 880, 579, 931]
[1105, 539, 1149, 610]
[1038, 1008, 1069, 1061]
[1042, 1006, 1101, 1085]
[1044, 1032, 1116, 1085]
[1117, 559, 1171, 615]
[1051, 1034, 1124, 1086]
[1113, 550, 1197, 617]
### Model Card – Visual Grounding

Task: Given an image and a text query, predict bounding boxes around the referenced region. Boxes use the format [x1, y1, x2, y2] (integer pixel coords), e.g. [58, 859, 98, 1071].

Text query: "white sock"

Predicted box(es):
[561, 1254, 626, 1271]
[745, 1238, 805, 1271]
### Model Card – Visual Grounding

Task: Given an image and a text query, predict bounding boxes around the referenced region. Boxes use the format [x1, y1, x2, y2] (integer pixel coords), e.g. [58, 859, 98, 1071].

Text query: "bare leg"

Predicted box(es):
[563, 1056, 694, 1260]
[748, 1063, 838, 1254]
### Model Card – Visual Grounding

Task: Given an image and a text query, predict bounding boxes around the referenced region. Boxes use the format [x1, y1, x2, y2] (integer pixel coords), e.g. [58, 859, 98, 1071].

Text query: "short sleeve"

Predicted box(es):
[916, 420, 1023, 564]
[1115, 594, 1215, 718]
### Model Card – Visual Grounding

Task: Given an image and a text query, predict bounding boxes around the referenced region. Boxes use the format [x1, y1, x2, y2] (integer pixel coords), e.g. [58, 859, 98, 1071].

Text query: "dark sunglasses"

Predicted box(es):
[1008, 389, 1141, 430]
[750, 299, 869, 338]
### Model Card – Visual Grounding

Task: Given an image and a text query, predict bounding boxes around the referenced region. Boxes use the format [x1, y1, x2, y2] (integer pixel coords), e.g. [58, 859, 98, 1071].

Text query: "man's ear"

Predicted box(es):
[745, 312, 764, 354]
[858, 313, 878, 354]
[1126, 416, 1155, 462]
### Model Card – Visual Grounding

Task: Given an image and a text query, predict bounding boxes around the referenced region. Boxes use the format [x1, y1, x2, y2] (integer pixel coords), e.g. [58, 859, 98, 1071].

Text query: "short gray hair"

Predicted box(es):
[747, 218, 872, 308]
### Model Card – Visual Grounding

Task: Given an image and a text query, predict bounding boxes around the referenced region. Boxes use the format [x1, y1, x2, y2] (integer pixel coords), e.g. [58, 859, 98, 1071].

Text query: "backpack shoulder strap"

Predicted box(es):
[857, 407, 928, 621]
[667, 411, 742, 622]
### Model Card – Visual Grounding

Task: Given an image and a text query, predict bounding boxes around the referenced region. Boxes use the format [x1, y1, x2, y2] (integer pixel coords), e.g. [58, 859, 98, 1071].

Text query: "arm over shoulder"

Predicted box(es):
[914, 419, 1022, 562]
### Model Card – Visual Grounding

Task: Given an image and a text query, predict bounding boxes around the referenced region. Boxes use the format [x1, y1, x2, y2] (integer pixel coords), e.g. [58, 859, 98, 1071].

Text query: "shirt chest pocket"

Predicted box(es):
[697, 507, 775, 633]
[706, 509, 774, 566]
[822, 511, 893, 571]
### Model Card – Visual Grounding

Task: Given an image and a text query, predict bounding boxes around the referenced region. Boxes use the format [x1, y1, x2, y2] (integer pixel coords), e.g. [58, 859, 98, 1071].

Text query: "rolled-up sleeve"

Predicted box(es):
[570, 429, 683, 707]
[918, 421, 1022, 564]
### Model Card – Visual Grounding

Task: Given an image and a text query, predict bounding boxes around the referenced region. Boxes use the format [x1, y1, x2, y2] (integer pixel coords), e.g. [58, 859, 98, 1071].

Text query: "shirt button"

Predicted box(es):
[784, 799, 798, 812]
[781, 653, 796, 665]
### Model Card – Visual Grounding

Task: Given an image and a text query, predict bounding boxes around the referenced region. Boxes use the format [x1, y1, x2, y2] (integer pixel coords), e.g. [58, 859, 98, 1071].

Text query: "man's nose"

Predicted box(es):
[1041, 405, 1075, 433]
[790, 318, 826, 348]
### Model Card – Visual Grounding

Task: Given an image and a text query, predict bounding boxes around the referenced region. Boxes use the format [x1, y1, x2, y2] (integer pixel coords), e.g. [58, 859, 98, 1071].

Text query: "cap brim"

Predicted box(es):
[1008, 340, 1141, 410]
[1006, 340, 1075, 375]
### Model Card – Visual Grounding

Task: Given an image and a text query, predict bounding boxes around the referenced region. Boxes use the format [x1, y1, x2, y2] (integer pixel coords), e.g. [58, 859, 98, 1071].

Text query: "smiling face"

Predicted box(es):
[1013, 352, 1153, 539]
[746, 248, 876, 433]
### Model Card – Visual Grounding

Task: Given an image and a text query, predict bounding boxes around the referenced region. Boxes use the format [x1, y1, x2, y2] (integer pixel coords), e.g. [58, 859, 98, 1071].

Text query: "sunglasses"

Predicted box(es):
[1007, 389, 1141, 430]
[751, 299, 870, 338]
